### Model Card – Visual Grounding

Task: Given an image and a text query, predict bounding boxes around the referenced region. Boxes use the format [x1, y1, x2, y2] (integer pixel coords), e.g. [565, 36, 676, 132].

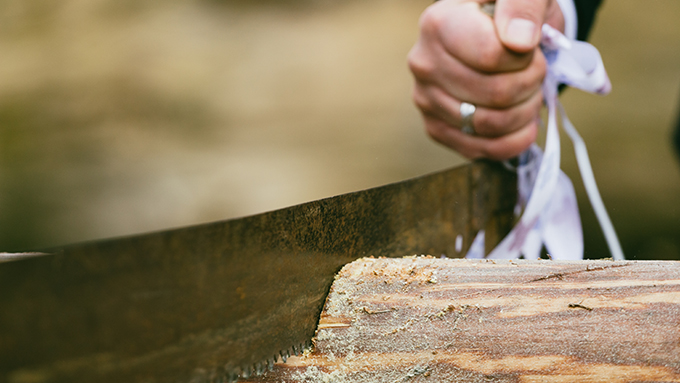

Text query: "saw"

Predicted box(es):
[0, 161, 515, 383]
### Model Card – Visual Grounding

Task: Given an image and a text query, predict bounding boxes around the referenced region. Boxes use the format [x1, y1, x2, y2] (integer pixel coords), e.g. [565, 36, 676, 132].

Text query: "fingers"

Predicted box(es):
[494, 0, 551, 52]
[430, 45, 546, 109]
[423, 113, 539, 160]
[409, 41, 546, 109]
[416, 1, 533, 73]
[413, 83, 543, 138]
[409, 1, 547, 109]
[408, 0, 556, 160]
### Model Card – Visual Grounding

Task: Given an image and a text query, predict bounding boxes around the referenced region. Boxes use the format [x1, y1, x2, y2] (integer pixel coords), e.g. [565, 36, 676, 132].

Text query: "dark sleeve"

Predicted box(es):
[573, 0, 604, 41]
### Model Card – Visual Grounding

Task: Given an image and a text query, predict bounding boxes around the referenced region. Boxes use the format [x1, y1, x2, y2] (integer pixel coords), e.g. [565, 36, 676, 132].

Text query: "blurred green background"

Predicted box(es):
[0, 0, 678, 259]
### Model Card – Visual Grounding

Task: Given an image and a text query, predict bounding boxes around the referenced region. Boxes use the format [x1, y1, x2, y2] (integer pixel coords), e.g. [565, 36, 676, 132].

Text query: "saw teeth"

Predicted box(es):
[241, 365, 252, 379]
[267, 358, 275, 371]
[255, 362, 264, 376]
[226, 370, 239, 383]
[280, 351, 288, 363]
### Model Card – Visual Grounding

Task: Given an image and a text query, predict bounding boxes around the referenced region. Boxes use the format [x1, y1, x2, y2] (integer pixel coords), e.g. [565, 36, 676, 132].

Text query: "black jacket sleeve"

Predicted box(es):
[573, 0, 603, 41]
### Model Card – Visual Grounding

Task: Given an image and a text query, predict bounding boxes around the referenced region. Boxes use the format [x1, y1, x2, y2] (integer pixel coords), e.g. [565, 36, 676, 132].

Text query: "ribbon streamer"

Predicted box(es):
[467, 25, 624, 261]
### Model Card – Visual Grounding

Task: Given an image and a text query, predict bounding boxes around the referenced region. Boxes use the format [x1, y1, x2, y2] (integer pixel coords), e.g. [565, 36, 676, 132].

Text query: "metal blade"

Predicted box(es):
[0, 160, 515, 383]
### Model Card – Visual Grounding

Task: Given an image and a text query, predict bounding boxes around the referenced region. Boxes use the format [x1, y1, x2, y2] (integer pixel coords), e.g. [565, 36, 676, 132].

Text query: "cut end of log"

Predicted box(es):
[246, 257, 680, 383]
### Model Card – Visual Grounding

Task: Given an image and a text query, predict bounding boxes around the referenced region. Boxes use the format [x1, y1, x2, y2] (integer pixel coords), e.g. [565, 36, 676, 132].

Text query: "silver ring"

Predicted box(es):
[460, 102, 476, 135]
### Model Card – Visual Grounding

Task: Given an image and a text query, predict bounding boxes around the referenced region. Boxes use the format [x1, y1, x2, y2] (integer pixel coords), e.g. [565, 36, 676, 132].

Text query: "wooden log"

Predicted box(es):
[246, 257, 680, 383]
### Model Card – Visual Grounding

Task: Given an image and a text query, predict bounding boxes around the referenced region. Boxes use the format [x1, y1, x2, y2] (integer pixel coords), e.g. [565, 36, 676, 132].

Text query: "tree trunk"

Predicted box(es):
[246, 258, 680, 383]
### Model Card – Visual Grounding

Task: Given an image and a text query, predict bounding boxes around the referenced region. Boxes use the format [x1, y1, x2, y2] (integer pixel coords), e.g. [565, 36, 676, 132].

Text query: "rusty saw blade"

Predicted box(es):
[0, 160, 515, 383]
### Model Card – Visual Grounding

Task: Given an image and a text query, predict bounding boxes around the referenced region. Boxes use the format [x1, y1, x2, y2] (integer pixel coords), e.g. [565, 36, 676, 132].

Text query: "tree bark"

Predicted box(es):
[246, 258, 680, 383]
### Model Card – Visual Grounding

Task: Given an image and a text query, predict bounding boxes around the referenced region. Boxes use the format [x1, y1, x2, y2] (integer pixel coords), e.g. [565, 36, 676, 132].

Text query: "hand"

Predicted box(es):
[408, 0, 565, 160]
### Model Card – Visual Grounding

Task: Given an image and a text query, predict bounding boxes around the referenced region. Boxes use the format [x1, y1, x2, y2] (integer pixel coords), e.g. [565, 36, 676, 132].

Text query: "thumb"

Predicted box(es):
[494, 0, 549, 53]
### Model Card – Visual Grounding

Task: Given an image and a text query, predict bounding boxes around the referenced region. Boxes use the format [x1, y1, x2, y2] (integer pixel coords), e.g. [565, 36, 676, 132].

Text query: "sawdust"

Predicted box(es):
[288, 256, 468, 383]
[291, 366, 348, 383]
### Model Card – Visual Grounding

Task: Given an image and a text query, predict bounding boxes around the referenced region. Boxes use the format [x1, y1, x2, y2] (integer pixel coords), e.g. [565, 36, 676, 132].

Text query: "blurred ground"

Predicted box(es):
[0, 0, 678, 259]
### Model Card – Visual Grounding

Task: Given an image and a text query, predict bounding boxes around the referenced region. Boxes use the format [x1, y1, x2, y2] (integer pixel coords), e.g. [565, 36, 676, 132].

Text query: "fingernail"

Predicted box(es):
[506, 18, 536, 47]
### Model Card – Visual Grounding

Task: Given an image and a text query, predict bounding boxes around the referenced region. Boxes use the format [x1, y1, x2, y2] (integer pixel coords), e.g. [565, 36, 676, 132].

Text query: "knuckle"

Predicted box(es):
[477, 110, 509, 136]
[412, 87, 431, 112]
[486, 80, 515, 108]
[424, 122, 446, 143]
[407, 47, 435, 81]
[419, 5, 446, 35]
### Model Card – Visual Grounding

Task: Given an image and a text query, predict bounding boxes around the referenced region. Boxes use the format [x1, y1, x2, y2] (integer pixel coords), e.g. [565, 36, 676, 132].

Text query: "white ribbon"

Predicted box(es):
[466, 25, 624, 261]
